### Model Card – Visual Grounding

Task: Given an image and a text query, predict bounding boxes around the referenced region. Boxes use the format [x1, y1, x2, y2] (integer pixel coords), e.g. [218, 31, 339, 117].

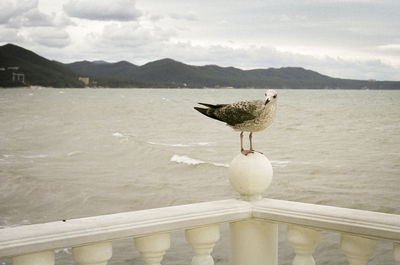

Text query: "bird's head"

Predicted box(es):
[264, 89, 278, 105]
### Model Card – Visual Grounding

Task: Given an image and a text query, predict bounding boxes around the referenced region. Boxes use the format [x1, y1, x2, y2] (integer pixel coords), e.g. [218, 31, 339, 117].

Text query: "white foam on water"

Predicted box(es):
[21, 154, 48, 159]
[211, 162, 230, 168]
[170, 155, 204, 165]
[163, 143, 191, 147]
[67, 151, 82, 156]
[271, 160, 290, 168]
[113, 132, 124, 137]
[196, 142, 210, 146]
[149, 141, 211, 147]
[170, 155, 229, 168]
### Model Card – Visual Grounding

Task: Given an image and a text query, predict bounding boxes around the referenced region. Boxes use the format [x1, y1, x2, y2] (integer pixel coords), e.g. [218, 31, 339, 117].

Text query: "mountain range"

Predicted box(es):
[0, 43, 83, 88]
[1, 43, 399, 89]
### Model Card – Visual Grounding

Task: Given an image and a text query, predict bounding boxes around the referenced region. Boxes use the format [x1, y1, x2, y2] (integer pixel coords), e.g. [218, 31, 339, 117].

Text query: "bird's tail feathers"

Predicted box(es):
[198, 102, 217, 108]
[194, 106, 222, 121]
[194, 107, 209, 116]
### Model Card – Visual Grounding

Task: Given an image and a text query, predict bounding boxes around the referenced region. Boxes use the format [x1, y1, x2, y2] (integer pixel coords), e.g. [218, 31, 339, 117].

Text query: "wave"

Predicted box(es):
[112, 132, 125, 137]
[149, 141, 211, 147]
[271, 160, 291, 168]
[112, 132, 137, 139]
[170, 155, 288, 169]
[21, 154, 48, 159]
[67, 151, 82, 157]
[170, 155, 229, 168]
[112, 133, 211, 147]
[170, 155, 204, 165]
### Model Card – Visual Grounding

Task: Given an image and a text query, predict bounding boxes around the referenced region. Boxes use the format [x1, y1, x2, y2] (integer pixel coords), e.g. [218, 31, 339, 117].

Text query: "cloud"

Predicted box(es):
[63, 0, 142, 21]
[378, 44, 400, 52]
[148, 14, 163, 22]
[7, 8, 53, 28]
[28, 27, 71, 48]
[0, 27, 24, 42]
[52, 12, 76, 27]
[0, 1, 75, 49]
[56, 21, 175, 63]
[168, 12, 198, 21]
[0, 0, 37, 24]
[93, 22, 172, 49]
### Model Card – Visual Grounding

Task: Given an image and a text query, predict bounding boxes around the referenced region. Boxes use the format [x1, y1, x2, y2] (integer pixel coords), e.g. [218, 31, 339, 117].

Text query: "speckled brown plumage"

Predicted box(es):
[194, 89, 278, 155]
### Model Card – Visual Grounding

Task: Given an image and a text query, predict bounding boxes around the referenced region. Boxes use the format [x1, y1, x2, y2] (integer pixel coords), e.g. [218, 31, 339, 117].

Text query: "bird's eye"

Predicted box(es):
[273, 95, 277, 99]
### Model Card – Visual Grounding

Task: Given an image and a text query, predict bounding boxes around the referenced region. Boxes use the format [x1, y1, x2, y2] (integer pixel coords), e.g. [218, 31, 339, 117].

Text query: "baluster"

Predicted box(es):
[340, 233, 376, 265]
[230, 219, 278, 265]
[287, 224, 321, 265]
[394, 242, 400, 265]
[185, 224, 220, 265]
[13, 250, 55, 265]
[72, 241, 112, 265]
[134, 233, 171, 265]
[229, 152, 278, 265]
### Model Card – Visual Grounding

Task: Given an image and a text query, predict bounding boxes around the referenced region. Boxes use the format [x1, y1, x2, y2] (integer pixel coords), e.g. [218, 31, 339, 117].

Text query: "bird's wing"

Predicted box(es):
[194, 103, 229, 122]
[214, 100, 261, 126]
[198, 102, 229, 108]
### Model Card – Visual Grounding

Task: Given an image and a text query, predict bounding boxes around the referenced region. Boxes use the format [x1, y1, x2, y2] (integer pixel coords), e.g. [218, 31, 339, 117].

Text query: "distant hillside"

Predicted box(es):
[1, 43, 400, 89]
[0, 44, 83, 88]
[65, 58, 400, 89]
[66, 60, 139, 79]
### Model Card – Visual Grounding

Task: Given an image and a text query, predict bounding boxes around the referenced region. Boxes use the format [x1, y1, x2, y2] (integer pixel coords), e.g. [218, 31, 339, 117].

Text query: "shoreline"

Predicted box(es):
[1, 86, 400, 90]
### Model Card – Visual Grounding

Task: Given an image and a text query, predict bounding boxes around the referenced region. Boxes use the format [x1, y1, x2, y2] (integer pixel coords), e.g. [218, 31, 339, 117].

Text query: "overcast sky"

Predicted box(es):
[1, 0, 399, 80]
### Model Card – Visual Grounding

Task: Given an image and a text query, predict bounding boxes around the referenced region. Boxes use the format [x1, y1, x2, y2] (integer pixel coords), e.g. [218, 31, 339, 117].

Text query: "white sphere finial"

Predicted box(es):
[228, 152, 273, 201]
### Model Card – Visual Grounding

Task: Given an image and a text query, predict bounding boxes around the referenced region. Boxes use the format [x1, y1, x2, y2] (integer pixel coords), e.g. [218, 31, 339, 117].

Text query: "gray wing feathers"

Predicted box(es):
[195, 100, 263, 126]
[198, 102, 228, 108]
[194, 103, 229, 122]
[214, 100, 260, 126]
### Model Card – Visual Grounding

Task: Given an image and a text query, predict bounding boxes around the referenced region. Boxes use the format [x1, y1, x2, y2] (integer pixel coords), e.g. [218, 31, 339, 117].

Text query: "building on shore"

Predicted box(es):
[78, 77, 89, 86]
[12, 72, 25, 83]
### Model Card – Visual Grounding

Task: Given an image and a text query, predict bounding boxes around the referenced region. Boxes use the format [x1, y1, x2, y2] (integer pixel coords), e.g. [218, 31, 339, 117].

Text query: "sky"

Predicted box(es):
[0, 0, 399, 81]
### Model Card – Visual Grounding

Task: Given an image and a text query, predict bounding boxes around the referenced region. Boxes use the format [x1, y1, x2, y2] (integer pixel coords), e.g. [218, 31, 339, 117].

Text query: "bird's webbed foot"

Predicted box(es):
[241, 149, 254, 156]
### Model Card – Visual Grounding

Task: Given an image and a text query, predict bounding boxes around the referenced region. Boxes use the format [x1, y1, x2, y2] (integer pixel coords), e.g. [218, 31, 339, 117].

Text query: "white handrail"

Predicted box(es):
[252, 198, 400, 241]
[0, 199, 250, 257]
[1, 198, 399, 258]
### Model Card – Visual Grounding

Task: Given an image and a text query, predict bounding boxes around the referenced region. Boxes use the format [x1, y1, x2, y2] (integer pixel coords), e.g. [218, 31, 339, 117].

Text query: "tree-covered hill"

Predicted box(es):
[0, 44, 84, 88]
[65, 58, 400, 89]
[1, 43, 399, 89]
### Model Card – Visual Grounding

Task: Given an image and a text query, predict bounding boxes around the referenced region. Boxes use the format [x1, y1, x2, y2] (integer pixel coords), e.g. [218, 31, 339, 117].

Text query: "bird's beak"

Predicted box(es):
[265, 98, 270, 105]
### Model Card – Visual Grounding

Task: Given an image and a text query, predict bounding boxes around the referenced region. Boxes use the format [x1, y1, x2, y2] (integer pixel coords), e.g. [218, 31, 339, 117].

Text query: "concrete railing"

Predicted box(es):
[1, 152, 400, 265]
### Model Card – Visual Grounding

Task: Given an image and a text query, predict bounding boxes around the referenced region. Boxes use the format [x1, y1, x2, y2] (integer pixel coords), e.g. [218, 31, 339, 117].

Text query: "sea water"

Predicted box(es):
[0, 88, 399, 265]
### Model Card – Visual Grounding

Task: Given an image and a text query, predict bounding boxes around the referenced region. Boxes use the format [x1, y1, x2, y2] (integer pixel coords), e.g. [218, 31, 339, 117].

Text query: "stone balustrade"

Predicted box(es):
[1, 152, 400, 265]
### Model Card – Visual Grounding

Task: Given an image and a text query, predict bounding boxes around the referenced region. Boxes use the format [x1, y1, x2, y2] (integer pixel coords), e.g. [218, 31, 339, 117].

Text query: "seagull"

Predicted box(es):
[194, 89, 277, 155]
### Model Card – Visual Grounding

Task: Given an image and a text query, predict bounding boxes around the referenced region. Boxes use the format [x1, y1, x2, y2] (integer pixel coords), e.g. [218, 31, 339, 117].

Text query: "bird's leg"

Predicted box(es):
[240, 132, 244, 152]
[249, 132, 254, 152]
[240, 132, 253, 155]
